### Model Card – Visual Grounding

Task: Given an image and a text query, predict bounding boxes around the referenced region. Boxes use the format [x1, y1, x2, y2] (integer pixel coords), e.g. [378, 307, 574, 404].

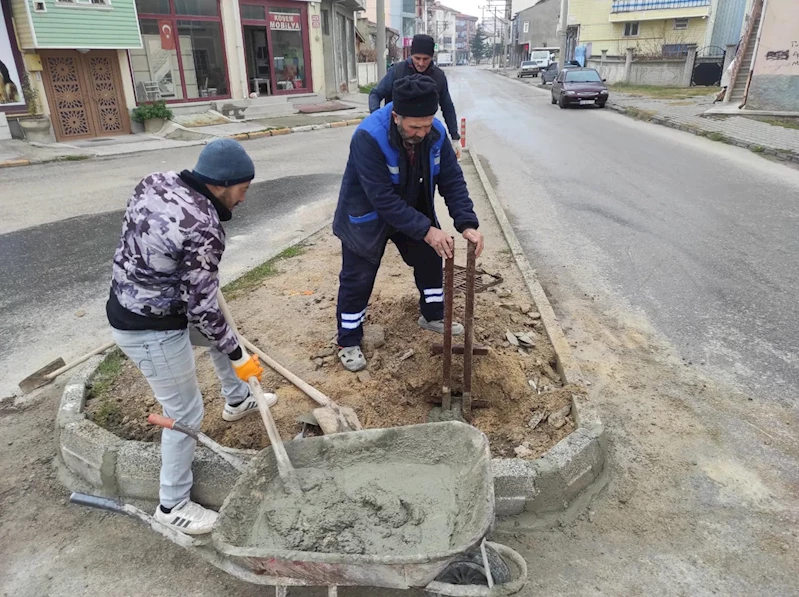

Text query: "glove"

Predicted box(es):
[232, 354, 264, 382]
[452, 139, 462, 160]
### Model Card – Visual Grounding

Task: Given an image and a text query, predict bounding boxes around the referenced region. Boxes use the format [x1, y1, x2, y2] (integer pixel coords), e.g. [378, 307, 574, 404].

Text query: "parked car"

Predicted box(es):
[517, 60, 540, 78]
[540, 61, 582, 84]
[551, 67, 609, 109]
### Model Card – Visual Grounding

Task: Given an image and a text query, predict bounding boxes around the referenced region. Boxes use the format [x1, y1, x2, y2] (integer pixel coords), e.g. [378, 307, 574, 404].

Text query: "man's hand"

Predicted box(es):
[452, 139, 462, 160]
[424, 227, 454, 259]
[233, 354, 264, 382]
[462, 228, 484, 257]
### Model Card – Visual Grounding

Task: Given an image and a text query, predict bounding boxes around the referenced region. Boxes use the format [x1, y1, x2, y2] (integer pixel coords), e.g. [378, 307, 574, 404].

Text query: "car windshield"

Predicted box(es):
[531, 52, 549, 60]
[521, 61, 535, 66]
[565, 70, 602, 83]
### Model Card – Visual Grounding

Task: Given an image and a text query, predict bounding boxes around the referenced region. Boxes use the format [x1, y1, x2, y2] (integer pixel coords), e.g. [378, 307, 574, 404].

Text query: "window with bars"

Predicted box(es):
[673, 18, 688, 30]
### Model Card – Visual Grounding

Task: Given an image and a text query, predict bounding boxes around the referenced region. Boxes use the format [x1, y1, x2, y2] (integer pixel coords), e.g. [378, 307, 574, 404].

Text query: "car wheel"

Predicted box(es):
[551, 93, 557, 105]
[597, 101, 606, 108]
[558, 95, 568, 109]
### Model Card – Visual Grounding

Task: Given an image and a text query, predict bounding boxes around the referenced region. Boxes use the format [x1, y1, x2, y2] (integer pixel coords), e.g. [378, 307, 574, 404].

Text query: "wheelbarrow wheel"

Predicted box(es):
[425, 544, 512, 596]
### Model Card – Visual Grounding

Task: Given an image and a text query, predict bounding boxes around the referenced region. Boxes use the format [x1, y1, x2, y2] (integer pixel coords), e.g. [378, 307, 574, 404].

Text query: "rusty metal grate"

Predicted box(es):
[451, 265, 503, 294]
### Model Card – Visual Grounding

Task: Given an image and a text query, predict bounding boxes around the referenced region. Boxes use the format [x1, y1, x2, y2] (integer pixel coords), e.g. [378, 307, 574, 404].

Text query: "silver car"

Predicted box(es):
[517, 61, 540, 78]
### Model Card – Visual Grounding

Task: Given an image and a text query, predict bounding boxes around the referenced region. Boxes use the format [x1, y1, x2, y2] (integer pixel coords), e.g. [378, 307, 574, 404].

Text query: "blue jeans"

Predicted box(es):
[111, 328, 247, 507]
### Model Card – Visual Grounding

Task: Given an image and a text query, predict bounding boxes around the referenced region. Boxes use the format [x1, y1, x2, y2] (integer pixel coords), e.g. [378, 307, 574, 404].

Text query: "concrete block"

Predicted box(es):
[491, 458, 537, 498]
[529, 427, 606, 514]
[59, 419, 121, 494]
[114, 441, 252, 508]
[271, 128, 292, 136]
[57, 382, 87, 428]
[495, 495, 527, 517]
[572, 392, 601, 429]
[192, 447, 253, 507]
[114, 440, 160, 501]
[311, 123, 330, 130]
[292, 125, 313, 132]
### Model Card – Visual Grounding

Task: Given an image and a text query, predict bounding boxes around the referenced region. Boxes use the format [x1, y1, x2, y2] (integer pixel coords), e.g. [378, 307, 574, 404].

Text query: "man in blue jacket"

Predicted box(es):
[333, 75, 484, 372]
[369, 35, 461, 154]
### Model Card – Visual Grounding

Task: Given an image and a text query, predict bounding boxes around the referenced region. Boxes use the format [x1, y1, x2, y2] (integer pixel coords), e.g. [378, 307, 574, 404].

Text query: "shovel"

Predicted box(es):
[216, 290, 363, 435]
[19, 341, 116, 394]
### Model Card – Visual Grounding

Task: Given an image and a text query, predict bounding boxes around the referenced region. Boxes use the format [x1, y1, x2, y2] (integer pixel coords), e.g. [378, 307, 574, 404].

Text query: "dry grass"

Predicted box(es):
[611, 84, 720, 100]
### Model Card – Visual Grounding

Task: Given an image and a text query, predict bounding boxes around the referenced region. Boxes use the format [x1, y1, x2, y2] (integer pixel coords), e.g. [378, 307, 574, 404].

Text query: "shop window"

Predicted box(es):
[174, 0, 218, 16]
[270, 9, 306, 91]
[135, 0, 169, 13]
[131, 18, 185, 100]
[241, 4, 266, 20]
[130, 0, 229, 102]
[177, 20, 227, 98]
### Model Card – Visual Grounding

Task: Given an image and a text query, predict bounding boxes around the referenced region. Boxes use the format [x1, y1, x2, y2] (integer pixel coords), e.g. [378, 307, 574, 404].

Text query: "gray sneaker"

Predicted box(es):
[338, 346, 367, 372]
[418, 316, 464, 336]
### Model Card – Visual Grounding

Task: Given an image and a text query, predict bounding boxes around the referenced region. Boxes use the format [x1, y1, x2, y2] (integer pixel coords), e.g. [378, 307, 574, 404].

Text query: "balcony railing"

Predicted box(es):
[611, 0, 709, 13]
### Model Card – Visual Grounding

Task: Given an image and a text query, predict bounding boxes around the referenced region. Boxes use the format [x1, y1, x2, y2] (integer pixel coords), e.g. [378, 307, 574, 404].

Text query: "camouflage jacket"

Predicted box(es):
[109, 171, 238, 354]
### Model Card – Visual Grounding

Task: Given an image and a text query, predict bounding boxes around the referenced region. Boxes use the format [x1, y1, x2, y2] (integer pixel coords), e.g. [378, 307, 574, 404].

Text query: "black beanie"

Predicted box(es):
[392, 74, 439, 118]
[410, 34, 435, 57]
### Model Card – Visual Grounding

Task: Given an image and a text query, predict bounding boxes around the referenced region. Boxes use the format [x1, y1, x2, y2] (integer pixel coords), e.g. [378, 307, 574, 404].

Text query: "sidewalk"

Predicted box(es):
[491, 67, 799, 165]
[0, 107, 368, 169]
[607, 91, 799, 164]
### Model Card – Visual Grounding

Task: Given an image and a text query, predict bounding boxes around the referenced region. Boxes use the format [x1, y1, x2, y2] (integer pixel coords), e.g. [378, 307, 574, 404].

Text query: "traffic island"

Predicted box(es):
[55, 150, 606, 521]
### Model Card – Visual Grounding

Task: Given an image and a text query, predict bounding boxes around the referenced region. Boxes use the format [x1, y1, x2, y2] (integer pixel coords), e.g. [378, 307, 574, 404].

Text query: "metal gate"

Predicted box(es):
[41, 50, 130, 141]
[692, 46, 726, 87]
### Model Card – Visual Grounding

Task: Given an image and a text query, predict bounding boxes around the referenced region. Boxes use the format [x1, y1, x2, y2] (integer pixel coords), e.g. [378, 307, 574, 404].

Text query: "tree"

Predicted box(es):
[470, 26, 488, 64]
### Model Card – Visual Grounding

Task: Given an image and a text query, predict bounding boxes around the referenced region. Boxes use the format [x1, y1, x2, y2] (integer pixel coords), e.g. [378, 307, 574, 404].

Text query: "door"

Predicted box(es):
[41, 50, 131, 141]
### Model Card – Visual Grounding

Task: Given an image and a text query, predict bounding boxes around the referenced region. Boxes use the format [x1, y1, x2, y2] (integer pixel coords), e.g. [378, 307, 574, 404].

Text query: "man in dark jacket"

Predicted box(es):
[107, 139, 273, 535]
[369, 34, 461, 152]
[334, 75, 484, 372]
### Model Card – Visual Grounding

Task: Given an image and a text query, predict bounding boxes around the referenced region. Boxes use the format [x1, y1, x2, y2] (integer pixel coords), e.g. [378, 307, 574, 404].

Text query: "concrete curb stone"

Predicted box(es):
[56, 157, 604, 523]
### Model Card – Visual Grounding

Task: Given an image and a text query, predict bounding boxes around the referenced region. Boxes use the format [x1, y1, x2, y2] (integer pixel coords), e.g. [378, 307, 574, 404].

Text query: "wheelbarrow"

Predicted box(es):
[70, 421, 527, 596]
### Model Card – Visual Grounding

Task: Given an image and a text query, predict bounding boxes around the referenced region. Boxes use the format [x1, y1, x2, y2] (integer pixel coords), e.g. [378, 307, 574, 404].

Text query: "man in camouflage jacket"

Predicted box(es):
[107, 139, 270, 535]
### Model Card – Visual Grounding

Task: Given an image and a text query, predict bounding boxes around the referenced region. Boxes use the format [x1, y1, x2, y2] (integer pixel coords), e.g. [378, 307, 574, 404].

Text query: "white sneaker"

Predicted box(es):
[418, 316, 464, 336]
[154, 499, 218, 535]
[222, 391, 278, 422]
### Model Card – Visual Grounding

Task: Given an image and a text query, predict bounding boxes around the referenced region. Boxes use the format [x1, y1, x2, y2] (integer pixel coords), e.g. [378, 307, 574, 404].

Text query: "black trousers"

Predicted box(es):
[337, 232, 444, 347]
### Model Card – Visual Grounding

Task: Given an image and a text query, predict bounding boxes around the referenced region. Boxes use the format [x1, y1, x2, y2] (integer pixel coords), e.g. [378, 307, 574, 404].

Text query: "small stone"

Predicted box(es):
[322, 356, 335, 365]
[499, 302, 517, 311]
[314, 358, 324, 369]
[505, 331, 519, 346]
[587, 510, 595, 523]
[75, 310, 85, 318]
[356, 371, 372, 383]
[239, 434, 254, 448]
[514, 444, 533, 458]
[510, 314, 522, 324]
[528, 312, 541, 320]
[399, 349, 415, 361]
[316, 346, 336, 358]
[520, 304, 533, 314]
[517, 333, 536, 347]
[497, 288, 512, 299]
[528, 410, 546, 429]
[481, 274, 495, 286]
[548, 404, 571, 429]
[362, 325, 386, 351]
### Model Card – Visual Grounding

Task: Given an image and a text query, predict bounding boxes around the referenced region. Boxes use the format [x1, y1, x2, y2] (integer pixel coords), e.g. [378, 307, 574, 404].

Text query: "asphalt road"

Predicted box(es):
[0, 128, 353, 399]
[449, 67, 799, 405]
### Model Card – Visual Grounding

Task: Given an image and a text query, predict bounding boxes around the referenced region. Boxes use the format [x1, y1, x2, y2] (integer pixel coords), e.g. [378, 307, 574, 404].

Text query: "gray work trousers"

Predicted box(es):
[111, 327, 247, 507]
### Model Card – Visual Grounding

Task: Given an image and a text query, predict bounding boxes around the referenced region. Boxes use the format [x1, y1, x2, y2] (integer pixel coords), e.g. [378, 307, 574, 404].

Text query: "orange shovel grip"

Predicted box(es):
[147, 413, 175, 429]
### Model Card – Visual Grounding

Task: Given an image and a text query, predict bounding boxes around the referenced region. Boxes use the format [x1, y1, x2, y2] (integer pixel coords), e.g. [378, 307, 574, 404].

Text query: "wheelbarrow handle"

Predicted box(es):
[69, 492, 126, 513]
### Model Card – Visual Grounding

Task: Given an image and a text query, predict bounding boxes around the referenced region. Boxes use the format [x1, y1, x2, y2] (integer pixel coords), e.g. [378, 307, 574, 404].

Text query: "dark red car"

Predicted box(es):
[551, 67, 609, 109]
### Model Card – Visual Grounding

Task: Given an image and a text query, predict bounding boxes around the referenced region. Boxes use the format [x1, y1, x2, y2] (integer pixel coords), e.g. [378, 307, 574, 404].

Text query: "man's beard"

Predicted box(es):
[399, 129, 423, 145]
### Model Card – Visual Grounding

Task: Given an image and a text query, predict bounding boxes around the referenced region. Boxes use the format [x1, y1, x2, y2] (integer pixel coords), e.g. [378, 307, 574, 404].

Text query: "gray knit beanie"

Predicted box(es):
[193, 138, 255, 187]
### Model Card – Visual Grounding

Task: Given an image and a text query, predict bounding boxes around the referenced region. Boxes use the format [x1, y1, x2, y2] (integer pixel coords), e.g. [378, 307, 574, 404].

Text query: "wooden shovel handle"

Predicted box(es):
[46, 341, 117, 381]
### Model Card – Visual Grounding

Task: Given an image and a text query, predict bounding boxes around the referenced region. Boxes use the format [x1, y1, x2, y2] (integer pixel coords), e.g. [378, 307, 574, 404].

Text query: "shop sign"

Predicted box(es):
[311, 14, 320, 28]
[0, 0, 24, 108]
[269, 12, 301, 31]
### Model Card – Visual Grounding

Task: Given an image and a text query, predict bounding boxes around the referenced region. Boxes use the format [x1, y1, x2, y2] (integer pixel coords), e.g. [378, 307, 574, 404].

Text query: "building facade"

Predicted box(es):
[742, 0, 798, 111]
[455, 13, 477, 63]
[512, 0, 558, 63]
[568, 0, 713, 58]
[5, 0, 363, 141]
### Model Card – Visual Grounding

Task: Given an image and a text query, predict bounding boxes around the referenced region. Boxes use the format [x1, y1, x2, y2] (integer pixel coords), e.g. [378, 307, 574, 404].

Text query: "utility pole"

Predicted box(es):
[558, 0, 569, 69]
[377, 0, 387, 79]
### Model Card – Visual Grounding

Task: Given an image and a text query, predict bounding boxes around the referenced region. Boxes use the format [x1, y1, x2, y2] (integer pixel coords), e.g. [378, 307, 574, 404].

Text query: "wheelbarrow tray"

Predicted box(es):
[212, 421, 495, 590]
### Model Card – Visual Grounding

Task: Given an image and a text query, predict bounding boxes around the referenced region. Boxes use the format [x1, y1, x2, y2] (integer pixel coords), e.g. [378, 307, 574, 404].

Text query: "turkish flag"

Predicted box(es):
[159, 20, 175, 51]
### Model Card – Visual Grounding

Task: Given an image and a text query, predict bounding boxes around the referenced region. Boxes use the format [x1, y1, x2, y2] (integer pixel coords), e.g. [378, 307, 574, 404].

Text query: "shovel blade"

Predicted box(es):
[19, 357, 67, 394]
[312, 406, 363, 435]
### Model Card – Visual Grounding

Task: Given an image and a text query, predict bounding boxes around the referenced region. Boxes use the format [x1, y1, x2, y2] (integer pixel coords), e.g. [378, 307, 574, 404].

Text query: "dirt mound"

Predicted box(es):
[85, 230, 576, 459]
